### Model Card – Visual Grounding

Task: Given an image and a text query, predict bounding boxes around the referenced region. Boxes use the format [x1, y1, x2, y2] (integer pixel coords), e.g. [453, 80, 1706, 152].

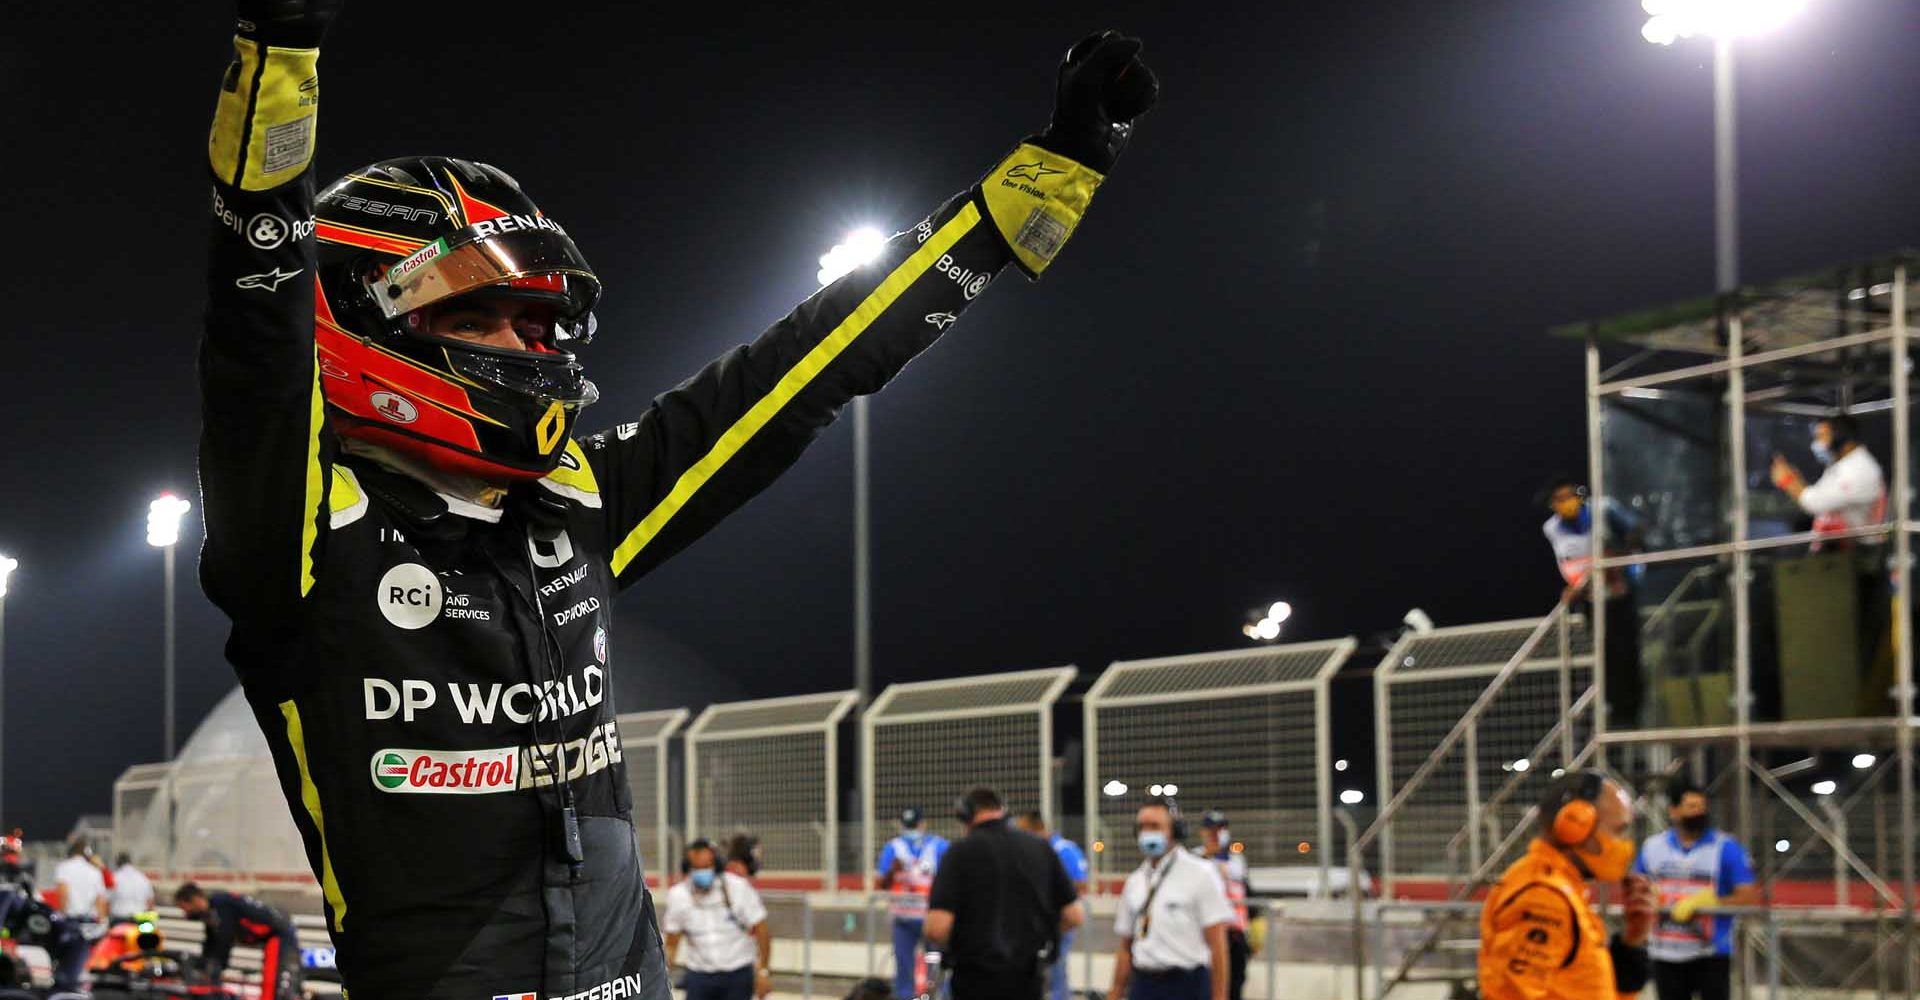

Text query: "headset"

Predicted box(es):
[1541, 770, 1606, 846]
[1135, 795, 1187, 841]
[681, 837, 720, 875]
[952, 788, 1007, 826]
[1823, 413, 1859, 451]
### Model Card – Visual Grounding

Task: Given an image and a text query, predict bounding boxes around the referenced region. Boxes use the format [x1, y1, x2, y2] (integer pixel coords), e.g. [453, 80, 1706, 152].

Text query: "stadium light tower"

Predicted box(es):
[1640, 0, 1810, 294]
[0, 554, 15, 821]
[148, 493, 192, 759]
[818, 228, 891, 712]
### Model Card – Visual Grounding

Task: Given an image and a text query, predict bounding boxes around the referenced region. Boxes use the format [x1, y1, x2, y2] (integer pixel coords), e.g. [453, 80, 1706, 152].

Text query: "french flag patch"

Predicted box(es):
[493, 993, 537, 1000]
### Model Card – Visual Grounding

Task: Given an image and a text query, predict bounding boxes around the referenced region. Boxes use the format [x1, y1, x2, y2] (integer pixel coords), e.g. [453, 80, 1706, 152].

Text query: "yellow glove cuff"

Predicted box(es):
[210, 37, 319, 189]
[979, 143, 1104, 277]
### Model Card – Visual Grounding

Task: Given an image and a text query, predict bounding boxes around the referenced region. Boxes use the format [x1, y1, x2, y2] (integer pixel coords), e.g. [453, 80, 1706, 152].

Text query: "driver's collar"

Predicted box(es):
[341, 439, 508, 518]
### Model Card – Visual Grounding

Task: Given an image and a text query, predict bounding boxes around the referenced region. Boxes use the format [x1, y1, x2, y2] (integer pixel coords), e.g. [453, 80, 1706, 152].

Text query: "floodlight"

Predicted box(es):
[147, 494, 192, 548]
[817, 228, 888, 285]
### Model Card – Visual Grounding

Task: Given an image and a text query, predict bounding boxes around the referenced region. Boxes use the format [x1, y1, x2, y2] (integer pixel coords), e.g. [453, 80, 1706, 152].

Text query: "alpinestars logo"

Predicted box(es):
[1005, 161, 1064, 182]
[924, 312, 958, 330]
[235, 267, 304, 292]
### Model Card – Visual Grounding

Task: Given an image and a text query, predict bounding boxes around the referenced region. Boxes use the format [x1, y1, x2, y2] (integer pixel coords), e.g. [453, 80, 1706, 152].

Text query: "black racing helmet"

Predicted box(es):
[313, 156, 602, 480]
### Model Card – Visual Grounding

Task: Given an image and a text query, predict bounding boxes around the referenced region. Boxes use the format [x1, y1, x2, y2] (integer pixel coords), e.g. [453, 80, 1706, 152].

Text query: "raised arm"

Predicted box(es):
[197, 1, 341, 650]
[584, 33, 1159, 587]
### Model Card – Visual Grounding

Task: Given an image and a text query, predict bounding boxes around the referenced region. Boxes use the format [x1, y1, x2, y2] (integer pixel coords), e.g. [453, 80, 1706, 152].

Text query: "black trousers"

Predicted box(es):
[1653, 956, 1731, 1000]
[950, 964, 1043, 1000]
[1226, 930, 1250, 1000]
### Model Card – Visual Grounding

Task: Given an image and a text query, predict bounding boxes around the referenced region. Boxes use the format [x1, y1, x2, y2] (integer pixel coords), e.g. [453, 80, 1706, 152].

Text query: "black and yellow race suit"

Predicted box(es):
[197, 28, 1106, 1000]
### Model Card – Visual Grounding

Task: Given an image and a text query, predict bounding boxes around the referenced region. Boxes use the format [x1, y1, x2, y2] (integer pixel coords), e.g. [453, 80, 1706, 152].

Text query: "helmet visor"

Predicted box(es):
[371, 223, 600, 328]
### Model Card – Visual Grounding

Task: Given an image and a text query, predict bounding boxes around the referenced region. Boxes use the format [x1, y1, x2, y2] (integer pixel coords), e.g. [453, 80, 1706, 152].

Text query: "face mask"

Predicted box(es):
[690, 868, 716, 890]
[1138, 831, 1170, 859]
[1812, 440, 1834, 466]
[1575, 834, 1637, 882]
[1675, 814, 1709, 837]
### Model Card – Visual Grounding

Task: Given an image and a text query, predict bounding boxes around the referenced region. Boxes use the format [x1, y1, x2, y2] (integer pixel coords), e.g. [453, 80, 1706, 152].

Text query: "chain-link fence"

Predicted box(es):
[862, 667, 1076, 882]
[1087, 638, 1356, 884]
[686, 691, 857, 886]
[1374, 616, 1593, 891]
[616, 708, 687, 885]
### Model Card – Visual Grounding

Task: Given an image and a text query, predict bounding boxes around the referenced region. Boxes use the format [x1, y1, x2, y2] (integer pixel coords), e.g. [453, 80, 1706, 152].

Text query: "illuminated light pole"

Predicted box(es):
[148, 494, 192, 759]
[0, 555, 16, 821]
[818, 228, 890, 712]
[1640, 0, 1809, 294]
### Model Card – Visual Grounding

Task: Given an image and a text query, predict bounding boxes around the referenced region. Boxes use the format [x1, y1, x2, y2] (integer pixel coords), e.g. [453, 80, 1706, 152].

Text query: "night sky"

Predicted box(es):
[2, 1, 1917, 837]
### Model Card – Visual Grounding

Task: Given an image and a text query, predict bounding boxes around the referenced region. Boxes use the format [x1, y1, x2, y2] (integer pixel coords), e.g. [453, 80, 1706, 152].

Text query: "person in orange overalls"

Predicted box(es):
[1480, 771, 1658, 1000]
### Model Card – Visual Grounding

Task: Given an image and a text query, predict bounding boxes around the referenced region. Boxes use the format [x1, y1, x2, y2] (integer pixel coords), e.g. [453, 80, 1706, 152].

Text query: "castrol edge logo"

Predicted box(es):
[371, 747, 518, 794]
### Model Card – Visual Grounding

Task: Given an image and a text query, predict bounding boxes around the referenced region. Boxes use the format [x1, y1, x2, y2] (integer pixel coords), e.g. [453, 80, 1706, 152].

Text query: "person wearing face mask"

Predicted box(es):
[1541, 477, 1647, 729]
[877, 808, 949, 999]
[1630, 778, 1758, 1000]
[1770, 415, 1887, 544]
[663, 840, 770, 1000]
[1109, 799, 1234, 1000]
[1479, 771, 1660, 1000]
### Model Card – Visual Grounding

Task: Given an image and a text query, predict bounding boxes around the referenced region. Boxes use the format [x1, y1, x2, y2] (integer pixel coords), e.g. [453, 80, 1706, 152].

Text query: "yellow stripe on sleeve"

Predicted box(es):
[609, 203, 983, 577]
[300, 348, 326, 597]
[279, 700, 347, 931]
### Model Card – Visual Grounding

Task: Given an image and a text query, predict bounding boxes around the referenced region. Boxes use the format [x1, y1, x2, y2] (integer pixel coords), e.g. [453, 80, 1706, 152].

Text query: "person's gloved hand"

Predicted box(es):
[1670, 888, 1720, 923]
[235, 0, 342, 48]
[1037, 30, 1160, 173]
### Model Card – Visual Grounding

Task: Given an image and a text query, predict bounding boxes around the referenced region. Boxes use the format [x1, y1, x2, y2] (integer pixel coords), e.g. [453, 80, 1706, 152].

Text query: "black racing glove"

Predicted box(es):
[1035, 30, 1160, 174]
[235, 0, 341, 48]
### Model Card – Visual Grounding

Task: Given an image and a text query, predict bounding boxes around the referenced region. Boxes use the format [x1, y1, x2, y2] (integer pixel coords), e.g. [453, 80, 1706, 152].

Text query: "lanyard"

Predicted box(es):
[1137, 854, 1177, 940]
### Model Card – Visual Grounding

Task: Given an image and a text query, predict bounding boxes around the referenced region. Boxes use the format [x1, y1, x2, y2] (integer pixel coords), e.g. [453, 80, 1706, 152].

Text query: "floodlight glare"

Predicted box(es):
[1774, 839, 1791, 853]
[1102, 780, 1128, 797]
[1811, 779, 1837, 796]
[0, 555, 16, 599]
[1339, 789, 1364, 806]
[1512, 758, 1531, 773]
[1162, 783, 1179, 796]
[1334, 759, 1349, 772]
[146, 494, 192, 548]
[1267, 601, 1292, 623]
[1852, 753, 1877, 770]
[1254, 617, 1281, 641]
[817, 227, 889, 285]
[1641, 0, 1808, 46]
[1148, 783, 1164, 796]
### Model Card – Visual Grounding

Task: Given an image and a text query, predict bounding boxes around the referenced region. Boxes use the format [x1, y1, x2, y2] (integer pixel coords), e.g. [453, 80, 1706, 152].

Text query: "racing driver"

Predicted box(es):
[196, 3, 1158, 1000]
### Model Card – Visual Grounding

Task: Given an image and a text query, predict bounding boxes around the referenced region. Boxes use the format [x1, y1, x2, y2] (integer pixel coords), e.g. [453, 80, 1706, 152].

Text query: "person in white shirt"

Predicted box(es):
[1109, 801, 1233, 1000]
[52, 840, 108, 931]
[1771, 414, 1886, 539]
[663, 839, 771, 1000]
[106, 854, 154, 921]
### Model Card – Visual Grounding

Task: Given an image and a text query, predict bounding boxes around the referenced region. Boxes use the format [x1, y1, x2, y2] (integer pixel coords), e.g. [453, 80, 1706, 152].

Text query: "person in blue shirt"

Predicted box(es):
[1014, 811, 1089, 1000]
[1631, 777, 1759, 1000]
[877, 807, 949, 999]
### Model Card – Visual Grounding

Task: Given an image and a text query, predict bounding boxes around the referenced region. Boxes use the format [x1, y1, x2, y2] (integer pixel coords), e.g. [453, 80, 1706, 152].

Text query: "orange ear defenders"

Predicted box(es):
[1546, 770, 1605, 846]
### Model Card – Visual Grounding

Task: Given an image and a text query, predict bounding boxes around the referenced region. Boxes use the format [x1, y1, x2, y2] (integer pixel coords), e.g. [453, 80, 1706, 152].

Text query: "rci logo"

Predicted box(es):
[377, 563, 441, 629]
